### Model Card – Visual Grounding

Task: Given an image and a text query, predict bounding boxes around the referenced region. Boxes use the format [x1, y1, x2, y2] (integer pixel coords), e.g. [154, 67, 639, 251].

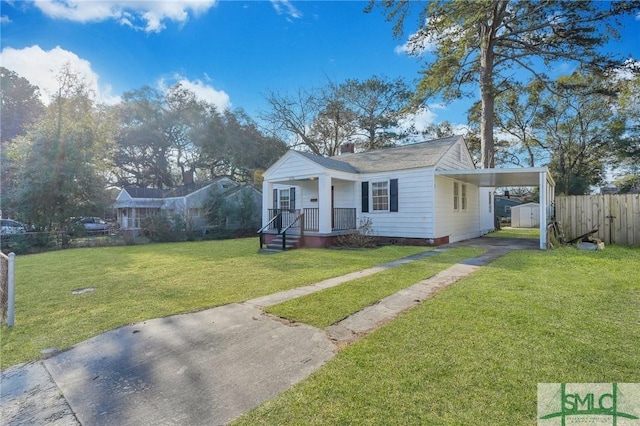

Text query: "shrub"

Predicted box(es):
[336, 217, 376, 248]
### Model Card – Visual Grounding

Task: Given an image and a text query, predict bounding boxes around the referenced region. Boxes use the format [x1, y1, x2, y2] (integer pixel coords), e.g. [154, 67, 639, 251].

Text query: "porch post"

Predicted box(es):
[262, 180, 273, 228]
[318, 174, 332, 233]
[539, 171, 547, 250]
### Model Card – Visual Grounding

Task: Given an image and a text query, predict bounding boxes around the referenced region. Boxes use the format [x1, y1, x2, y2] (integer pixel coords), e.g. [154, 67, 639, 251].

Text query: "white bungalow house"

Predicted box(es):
[260, 136, 555, 250]
[113, 176, 261, 234]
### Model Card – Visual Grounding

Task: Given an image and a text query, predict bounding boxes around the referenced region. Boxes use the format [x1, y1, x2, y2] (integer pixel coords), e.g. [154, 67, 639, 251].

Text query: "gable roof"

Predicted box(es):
[297, 152, 360, 173]
[122, 177, 233, 200]
[295, 136, 463, 174]
[123, 186, 168, 199]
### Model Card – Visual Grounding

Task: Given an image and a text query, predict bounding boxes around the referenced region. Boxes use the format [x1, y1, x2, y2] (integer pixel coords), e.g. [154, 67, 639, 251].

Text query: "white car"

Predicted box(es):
[77, 217, 110, 234]
[0, 219, 26, 235]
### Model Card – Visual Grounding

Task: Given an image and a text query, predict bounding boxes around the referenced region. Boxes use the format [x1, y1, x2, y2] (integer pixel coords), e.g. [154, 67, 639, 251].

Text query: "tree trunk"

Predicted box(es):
[480, 33, 495, 169]
[479, 0, 508, 169]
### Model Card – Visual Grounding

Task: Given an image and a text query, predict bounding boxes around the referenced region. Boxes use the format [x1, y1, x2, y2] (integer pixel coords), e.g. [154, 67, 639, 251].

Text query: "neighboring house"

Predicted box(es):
[495, 196, 522, 219]
[260, 136, 555, 250]
[113, 177, 261, 234]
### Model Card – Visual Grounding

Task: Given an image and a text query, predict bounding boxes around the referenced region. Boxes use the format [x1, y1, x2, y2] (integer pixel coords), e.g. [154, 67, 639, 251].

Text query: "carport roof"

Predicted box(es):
[435, 167, 555, 187]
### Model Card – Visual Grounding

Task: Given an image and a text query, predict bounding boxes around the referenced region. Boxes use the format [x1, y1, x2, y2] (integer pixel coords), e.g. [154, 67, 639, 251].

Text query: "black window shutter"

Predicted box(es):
[361, 181, 369, 213]
[290, 187, 296, 210]
[273, 189, 278, 210]
[390, 179, 399, 212]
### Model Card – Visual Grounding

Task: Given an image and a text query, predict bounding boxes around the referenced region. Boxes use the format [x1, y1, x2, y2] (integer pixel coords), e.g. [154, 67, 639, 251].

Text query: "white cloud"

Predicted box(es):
[158, 74, 231, 111]
[270, 0, 302, 19]
[1, 15, 12, 24]
[33, 0, 217, 33]
[394, 36, 436, 56]
[397, 107, 437, 133]
[395, 17, 463, 57]
[0, 45, 120, 105]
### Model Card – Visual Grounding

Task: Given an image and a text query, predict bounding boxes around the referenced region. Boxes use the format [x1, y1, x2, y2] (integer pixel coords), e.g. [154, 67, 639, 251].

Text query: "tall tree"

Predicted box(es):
[196, 107, 287, 182]
[493, 80, 546, 167]
[0, 67, 45, 143]
[163, 83, 208, 182]
[534, 72, 625, 194]
[12, 67, 115, 229]
[1, 68, 46, 217]
[369, 0, 639, 168]
[612, 62, 640, 191]
[261, 88, 327, 155]
[336, 75, 413, 150]
[114, 86, 173, 188]
[309, 98, 358, 156]
[261, 75, 415, 156]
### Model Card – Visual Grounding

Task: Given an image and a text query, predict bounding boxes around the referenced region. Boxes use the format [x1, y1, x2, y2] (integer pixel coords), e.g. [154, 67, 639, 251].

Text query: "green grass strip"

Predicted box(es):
[266, 247, 485, 328]
[484, 227, 540, 239]
[234, 246, 640, 426]
[0, 239, 427, 369]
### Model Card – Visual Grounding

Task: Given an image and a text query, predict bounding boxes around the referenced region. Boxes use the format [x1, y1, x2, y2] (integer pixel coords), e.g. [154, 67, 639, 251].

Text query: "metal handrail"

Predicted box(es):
[258, 213, 282, 249]
[257, 214, 281, 234]
[280, 213, 304, 251]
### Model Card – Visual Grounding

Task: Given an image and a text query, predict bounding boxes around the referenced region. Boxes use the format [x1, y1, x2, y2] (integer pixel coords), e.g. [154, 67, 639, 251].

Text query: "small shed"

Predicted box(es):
[511, 202, 540, 228]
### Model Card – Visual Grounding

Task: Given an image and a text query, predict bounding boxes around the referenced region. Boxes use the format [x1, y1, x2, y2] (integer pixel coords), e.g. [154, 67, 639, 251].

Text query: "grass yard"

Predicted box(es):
[0, 239, 427, 369]
[234, 246, 640, 425]
[266, 247, 484, 328]
[484, 226, 540, 239]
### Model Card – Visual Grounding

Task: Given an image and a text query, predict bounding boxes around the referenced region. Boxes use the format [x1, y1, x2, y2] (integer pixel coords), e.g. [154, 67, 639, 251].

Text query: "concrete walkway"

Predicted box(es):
[1, 239, 531, 425]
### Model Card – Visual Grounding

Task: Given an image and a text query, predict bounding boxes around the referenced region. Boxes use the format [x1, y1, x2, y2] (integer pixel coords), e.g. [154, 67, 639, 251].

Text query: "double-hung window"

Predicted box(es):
[453, 182, 459, 211]
[461, 184, 467, 210]
[372, 181, 389, 211]
[279, 189, 290, 211]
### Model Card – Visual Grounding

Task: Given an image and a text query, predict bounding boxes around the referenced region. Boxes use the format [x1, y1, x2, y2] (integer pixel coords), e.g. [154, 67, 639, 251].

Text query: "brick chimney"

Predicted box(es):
[340, 142, 355, 154]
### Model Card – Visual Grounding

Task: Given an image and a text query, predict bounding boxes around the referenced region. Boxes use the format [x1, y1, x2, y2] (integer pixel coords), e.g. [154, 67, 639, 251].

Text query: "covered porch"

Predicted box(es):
[112, 200, 164, 231]
[260, 173, 360, 249]
[262, 173, 359, 235]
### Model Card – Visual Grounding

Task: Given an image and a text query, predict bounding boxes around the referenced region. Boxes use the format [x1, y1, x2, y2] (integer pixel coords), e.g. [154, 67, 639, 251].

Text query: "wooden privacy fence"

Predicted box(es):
[555, 194, 640, 247]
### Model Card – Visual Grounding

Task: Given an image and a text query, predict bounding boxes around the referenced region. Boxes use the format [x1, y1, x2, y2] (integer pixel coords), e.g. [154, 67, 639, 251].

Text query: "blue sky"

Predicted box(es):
[1, 0, 639, 131]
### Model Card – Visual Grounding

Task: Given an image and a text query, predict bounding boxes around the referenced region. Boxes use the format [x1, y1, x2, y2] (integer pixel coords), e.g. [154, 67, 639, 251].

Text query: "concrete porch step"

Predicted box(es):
[264, 234, 302, 251]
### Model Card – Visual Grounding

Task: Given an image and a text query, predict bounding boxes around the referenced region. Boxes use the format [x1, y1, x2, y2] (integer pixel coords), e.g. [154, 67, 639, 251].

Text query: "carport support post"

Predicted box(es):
[539, 171, 547, 250]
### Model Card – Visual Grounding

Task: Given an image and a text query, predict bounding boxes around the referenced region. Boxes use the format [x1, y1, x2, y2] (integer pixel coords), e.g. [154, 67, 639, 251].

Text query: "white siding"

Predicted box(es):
[435, 141, 475, 171]
[332, 180, 355, 208]
[297, 182, 318, 211]
[434, 176, 481, 242]
[264, 152, 325, 181]
[359, 168, 435, 239]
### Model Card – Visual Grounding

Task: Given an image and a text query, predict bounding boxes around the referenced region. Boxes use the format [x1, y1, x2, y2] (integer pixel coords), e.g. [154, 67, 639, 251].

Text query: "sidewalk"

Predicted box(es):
[1, 244, 517, 426]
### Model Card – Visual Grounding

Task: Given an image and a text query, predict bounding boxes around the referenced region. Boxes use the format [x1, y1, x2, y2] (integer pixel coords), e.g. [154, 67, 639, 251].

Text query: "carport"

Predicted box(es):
[435, 167, 555, 250]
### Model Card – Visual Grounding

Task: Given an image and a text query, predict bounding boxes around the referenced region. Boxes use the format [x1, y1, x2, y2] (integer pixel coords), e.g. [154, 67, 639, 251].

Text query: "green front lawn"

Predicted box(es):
[0, 239, 426, 369]
[266, 247, 484, 328]
[234, 246, 640, 425]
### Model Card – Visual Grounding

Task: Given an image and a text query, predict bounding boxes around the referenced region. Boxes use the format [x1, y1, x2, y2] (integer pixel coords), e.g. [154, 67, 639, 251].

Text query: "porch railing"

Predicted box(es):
[267, 209, 302, 231]
[266, 208, 356, 234]
[333, 208, 357, 231]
